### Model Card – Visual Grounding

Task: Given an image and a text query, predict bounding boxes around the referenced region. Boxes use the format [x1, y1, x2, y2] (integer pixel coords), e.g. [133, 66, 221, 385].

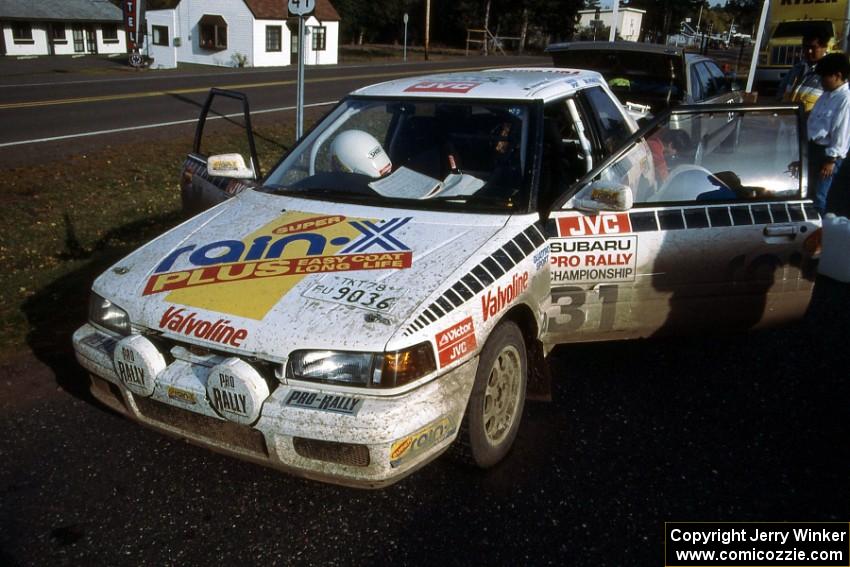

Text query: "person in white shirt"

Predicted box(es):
[807, 52, 850, 213]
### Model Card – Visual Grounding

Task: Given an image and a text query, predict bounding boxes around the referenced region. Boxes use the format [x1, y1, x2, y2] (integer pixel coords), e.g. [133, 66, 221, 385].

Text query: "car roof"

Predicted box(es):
[350, 67, 606, 101]
[546, 41, 684, 57]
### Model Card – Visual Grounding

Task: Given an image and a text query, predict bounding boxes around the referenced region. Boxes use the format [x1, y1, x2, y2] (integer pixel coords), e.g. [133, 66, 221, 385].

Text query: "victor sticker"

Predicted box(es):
[390, 416, 457, 468]
[557, 213, 632, 236]
[435, 317, 477, 368]
[285, 390, 363, 416]
[550, 237, 637, 284]
[302, 275, 407, 313]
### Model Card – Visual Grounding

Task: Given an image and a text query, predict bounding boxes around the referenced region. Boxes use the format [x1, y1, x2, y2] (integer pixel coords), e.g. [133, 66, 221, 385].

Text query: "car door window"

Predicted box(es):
[695, 63, 718, 99]
[638, 109, 801, 205]
[705, 61, 730, 95]
[579, 86, 632, 157]
[539, 98, 593, 209]
[690, 66, 704, 101]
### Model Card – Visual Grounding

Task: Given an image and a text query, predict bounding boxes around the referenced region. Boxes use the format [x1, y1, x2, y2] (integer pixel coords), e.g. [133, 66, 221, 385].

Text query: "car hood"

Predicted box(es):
[95, 190, 509, 359]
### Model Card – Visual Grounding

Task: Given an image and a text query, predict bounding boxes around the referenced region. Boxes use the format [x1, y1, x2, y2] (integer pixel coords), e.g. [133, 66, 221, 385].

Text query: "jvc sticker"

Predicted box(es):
[404, 81, 481, 93]
[301, 275, 407, 313]
[285, 390, 363, 416]
[550, 237, 637, 284]
[435, 317, 477, 368]
[557, 213, 632, 236]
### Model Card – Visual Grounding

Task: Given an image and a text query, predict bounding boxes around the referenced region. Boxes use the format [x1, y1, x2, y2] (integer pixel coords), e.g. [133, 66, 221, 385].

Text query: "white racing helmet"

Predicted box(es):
[330, 130, 392, 178]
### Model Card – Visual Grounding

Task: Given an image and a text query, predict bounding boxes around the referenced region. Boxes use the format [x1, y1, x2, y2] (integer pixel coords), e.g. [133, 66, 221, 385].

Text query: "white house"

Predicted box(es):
[145, 0, 340, 69]
[0, 0, 126, 57]
[578, 7, 646, 42]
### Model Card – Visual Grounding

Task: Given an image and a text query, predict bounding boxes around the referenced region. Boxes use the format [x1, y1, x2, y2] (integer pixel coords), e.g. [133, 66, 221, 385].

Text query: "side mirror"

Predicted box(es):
[207, 153, 255, 179]
[570, 181, 634, 211]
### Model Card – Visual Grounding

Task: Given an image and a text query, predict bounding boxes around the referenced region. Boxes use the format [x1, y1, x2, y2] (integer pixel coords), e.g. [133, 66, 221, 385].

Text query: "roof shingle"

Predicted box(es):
[0, 0, 123, 22]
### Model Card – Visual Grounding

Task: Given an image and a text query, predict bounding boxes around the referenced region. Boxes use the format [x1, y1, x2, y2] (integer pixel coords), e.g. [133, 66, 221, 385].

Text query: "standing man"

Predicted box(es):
[778, 31, 831, 113]
[807, 53, 850, 214]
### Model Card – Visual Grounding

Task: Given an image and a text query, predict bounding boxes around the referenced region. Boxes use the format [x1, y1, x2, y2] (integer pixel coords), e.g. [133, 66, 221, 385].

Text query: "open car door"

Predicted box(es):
[180, 88, 261, 216]
[541, 104, 820, 346]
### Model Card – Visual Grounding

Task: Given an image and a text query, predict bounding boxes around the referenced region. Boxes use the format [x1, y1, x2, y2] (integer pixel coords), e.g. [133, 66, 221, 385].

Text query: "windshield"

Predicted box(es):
[263, 98, 535, 213]
[551, 50, 685, 102]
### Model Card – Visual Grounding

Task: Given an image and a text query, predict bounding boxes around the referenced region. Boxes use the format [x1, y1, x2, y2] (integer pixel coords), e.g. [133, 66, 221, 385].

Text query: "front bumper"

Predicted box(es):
[73, 324, 478, 488]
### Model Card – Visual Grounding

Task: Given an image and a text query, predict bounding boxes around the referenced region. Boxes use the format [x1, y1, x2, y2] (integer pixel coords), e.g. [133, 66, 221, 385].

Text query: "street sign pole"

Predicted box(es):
[403, 13, 409, 62]
[296, 14, 305, 139]
[288, 0, 314, 140]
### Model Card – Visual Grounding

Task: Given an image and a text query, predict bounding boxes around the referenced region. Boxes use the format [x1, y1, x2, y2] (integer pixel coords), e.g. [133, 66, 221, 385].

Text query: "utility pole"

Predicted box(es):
[484, 0, 491, 55]
[424, 0, 431, 61]
[609, 0, 619, 42]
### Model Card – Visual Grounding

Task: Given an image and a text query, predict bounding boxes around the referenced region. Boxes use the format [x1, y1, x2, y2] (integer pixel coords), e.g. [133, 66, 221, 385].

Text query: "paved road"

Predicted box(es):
[0, 55, 548, 149]
[2, 271, 848, 565]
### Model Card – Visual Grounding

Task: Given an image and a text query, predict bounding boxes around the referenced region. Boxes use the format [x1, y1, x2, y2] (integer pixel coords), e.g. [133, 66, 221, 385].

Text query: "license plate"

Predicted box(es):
[302, 275, 407, 313]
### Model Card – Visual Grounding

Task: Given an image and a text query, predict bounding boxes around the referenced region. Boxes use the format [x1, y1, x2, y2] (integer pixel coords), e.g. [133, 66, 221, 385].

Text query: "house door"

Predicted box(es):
[72, 26, 84, 52]
[85, 26, 97, 54]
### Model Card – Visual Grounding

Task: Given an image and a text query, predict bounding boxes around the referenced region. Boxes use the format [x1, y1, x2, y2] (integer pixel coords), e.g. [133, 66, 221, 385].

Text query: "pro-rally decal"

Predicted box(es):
[144, 211, 413, 320]
[285, 390, 363, 416]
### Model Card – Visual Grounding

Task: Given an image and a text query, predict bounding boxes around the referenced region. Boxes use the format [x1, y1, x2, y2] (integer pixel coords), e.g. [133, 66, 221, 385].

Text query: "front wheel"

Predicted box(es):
[462, 320, 527, 468]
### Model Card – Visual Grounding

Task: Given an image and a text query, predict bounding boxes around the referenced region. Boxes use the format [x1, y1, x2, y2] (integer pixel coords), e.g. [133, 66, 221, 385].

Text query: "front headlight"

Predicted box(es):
[88, 291, 130, 336]
[287, 342, 436, 389]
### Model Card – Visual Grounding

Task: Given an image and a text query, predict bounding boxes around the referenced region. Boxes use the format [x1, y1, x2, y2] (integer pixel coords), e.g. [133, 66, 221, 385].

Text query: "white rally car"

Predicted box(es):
[74, 69, 820, 487]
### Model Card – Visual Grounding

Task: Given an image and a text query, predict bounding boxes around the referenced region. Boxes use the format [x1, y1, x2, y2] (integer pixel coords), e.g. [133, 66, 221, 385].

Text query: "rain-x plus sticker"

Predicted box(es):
[143, 212, 413, 320]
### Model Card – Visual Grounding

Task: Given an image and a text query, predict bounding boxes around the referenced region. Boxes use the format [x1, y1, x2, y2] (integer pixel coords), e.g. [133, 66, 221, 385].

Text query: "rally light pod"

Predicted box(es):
[113, 335, 167, 397]
[206, 358, 270, 425]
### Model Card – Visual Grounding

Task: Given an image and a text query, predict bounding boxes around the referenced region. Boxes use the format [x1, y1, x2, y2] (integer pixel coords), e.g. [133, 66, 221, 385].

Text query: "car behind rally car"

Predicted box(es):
[74, 68, 820, 487]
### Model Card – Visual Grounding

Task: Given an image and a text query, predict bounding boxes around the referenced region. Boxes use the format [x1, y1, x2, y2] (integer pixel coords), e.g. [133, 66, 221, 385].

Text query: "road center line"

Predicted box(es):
[0, 101, 338, 148]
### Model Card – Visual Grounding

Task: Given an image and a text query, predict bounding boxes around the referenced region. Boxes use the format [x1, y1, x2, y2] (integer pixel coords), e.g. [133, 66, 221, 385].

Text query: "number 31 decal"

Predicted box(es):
[549, 285, 618, 332]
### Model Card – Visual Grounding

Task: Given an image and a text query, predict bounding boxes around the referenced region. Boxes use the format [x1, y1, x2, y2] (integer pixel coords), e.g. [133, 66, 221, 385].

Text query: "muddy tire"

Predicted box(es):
[460, 320, 527, 468]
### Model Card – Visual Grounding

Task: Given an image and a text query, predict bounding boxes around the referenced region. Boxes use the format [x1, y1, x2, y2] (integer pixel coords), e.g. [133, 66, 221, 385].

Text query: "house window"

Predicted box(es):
[266, 25, 281, 52]
[52, 26, 66, 42]
[12, 22, 33, 43]
[312, 26, 326, 51]
[199, 15, 227, 50]
[152, 25, 169, 46]
[291, 29, 298, 54]
[102, 24, 119, 43]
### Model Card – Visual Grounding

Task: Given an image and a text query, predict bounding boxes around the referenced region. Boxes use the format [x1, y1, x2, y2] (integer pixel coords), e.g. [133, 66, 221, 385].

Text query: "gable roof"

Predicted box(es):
[145, 0, 339, 21]
[0, 0, 122, 22]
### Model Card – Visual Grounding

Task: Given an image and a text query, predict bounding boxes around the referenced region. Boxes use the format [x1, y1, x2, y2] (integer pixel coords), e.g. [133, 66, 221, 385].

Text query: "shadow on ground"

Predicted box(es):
[21, 210, 183, 402]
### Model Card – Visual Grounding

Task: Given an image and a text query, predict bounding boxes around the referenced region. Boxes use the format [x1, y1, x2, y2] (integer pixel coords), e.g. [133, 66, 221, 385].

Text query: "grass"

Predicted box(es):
[0, 114, 310, 359]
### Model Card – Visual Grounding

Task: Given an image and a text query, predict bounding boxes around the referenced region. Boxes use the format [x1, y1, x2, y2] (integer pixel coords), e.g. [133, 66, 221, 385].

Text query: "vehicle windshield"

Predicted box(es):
[551, 50, 685, 106]
[263, 98, 535, 213]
